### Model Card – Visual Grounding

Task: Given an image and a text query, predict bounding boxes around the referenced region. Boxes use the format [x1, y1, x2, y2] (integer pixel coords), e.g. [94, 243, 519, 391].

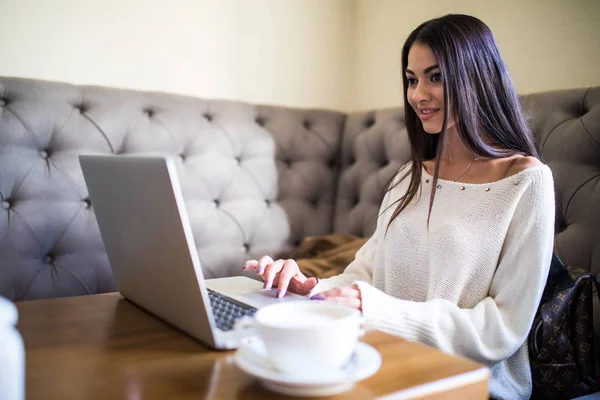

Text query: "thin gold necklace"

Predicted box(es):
[452, 157, 480, 182]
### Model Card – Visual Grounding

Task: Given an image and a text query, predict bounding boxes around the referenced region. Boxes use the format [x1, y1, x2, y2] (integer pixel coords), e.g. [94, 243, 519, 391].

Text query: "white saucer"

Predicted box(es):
[234, 336, 382, 397]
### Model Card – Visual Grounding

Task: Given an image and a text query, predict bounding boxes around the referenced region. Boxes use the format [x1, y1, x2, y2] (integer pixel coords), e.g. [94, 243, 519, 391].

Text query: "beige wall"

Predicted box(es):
[0, 0, 354, 111]
[353, 0, 600, 111]
[0, 0, 598, 112]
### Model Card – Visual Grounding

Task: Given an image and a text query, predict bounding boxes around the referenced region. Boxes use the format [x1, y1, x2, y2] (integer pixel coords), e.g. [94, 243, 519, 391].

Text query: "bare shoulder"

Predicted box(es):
[505, 155, 544, 177]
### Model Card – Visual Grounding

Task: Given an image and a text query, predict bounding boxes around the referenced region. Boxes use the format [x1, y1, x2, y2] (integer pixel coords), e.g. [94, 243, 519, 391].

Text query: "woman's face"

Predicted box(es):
[405, 43, 455, 134]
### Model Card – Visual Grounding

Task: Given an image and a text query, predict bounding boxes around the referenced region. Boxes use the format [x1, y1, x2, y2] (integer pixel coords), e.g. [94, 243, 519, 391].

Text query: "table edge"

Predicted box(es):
[376, 366, 490, 400]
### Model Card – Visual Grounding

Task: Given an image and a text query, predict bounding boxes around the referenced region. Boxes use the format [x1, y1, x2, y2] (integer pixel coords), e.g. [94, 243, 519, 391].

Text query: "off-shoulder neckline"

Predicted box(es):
[421, 164, 548, 187]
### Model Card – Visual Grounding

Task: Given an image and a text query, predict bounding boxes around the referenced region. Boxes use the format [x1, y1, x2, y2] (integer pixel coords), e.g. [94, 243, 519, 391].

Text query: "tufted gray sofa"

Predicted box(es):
[1, 77, 598, 339]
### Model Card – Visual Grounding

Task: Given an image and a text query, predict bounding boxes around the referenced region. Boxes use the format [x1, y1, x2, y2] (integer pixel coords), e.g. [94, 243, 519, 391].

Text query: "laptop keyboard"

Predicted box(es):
[207, 288, 257, 331]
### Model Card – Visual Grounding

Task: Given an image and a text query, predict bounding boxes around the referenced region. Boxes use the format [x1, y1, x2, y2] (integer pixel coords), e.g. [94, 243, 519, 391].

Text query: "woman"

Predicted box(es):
[243, 14, 555, 400]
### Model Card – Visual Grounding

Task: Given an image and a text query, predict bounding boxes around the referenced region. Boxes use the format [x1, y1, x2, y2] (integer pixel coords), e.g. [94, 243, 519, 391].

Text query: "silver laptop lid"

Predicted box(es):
[80, 154, 219, 348]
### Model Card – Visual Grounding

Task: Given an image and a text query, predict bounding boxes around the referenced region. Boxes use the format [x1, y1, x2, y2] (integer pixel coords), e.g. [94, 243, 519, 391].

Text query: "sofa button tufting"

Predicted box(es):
[235, 156, 242, 164]
[83, 198, 91, 209]
[203, 113, 213, 122]
[364, 118, 376, 128]
[1, 200, 10, 210]
[265, 199, 271, 206]
[0, 98, 5, 106]
[303, 120, 312, 130]
[180, 154, 186, 162]
[243, 243, 250, 252]
[43, 255, 53, 264]
[255, 116, 266, 126]
[214, 199, 220, 207]
[311, 199, 319, 208]
[75, 105, 86, 113]
[39, 150, 48, 159]
[144, 109, 154, 117]
[283, 159, 292, 168]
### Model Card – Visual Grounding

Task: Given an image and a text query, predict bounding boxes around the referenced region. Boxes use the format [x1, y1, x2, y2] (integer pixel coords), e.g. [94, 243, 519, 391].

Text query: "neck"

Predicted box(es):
[440, 127, 477, 165]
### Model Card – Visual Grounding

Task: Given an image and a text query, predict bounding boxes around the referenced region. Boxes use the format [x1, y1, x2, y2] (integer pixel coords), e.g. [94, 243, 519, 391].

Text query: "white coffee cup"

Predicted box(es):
[236, 301, 363, 375]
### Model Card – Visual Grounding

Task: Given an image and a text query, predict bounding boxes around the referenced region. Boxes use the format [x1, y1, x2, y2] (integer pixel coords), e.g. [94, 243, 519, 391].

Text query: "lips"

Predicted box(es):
[417, 108, 439, 121]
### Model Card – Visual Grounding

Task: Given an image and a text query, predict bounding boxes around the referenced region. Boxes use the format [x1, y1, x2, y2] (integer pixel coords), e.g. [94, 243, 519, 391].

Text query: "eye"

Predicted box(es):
[406, 77, 418, 86]
[430, 73, 442, 83]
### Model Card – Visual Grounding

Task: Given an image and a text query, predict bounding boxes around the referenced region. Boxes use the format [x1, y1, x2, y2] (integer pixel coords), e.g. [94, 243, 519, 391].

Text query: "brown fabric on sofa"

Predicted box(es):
[292, 234, 368, 279]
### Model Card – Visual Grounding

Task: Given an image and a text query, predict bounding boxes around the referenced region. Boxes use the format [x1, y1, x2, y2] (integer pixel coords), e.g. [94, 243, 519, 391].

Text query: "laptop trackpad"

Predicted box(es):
[205, 276, 307, 309]
[233, 289, 307, 308]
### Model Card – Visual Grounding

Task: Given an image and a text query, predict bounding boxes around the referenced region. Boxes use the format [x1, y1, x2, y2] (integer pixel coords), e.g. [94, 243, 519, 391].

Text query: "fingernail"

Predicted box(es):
[277, 290, 284, 299]
[264, 282, 271, 290]
[310, 294, 325, 300]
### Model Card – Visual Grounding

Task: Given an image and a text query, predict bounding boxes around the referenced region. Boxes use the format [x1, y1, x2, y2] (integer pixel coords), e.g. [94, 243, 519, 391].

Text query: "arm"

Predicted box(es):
[357, 168, 555, 365]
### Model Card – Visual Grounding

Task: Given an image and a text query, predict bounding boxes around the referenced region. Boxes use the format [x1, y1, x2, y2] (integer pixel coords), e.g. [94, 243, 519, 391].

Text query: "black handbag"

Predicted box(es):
[529, 253, 600, 399]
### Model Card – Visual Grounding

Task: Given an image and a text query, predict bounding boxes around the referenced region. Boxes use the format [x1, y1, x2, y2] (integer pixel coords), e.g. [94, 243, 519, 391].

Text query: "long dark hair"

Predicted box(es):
[387, 14, 540, 229]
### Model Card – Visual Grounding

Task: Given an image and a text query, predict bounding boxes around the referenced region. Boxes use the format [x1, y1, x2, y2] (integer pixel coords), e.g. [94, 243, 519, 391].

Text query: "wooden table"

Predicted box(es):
[16, 293, 489, 399]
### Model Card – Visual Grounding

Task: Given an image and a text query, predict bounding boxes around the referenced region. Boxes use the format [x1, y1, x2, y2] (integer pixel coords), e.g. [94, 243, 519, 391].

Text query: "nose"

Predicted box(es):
[411, 82, 430, 103]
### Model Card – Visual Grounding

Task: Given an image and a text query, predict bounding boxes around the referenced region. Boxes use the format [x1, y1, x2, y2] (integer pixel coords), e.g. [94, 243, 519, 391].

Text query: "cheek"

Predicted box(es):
[432, 87, 445, 106]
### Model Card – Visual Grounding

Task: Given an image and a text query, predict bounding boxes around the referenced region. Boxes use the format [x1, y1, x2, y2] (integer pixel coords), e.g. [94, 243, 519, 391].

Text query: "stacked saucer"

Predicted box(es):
[234, 336, 382, 397]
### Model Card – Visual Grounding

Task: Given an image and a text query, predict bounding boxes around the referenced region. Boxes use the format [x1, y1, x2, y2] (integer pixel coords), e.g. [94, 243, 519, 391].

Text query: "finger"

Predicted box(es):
[256, 256, 275, 275]
[351, 283, 362, 300]
[257, 264, 266, 275]
[325, 295, 361, 310]
[301, 277, 319, 294]
[257, 255, 274, 271]
[263, 259, 284, 290]
[310, 292, 326, 301]
[322, 286, 361, 299]
[242, 259, 258, 271]
[276, 260, 302, 298]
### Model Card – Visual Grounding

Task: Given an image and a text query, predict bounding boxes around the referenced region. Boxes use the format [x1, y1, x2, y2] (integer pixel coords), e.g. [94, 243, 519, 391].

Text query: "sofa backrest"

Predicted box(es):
[334, 109, 411, 237]
[0, 77, 345, 301]
[520, 88, 600, 280]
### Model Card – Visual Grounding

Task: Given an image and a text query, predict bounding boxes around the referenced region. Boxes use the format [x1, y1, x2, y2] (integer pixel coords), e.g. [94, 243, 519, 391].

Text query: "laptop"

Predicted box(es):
[79, 154, 305, 350]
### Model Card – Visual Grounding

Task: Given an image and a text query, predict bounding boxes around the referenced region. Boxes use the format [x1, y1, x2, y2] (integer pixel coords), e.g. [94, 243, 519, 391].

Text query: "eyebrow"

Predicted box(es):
[405, 64, 440, 75]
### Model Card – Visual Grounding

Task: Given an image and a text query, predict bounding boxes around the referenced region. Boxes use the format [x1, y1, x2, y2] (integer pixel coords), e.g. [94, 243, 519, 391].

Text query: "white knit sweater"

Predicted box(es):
[313, 163, 555, 400]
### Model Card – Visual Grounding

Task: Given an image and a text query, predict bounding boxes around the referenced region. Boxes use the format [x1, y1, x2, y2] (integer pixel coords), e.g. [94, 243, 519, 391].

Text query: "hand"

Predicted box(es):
[312, 284, 362, 311]
[242, 256, 319, 298]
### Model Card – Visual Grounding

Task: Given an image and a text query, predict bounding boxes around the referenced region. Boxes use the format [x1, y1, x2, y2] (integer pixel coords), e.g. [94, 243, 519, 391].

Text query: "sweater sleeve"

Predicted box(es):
[357, 167, 555, 365]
